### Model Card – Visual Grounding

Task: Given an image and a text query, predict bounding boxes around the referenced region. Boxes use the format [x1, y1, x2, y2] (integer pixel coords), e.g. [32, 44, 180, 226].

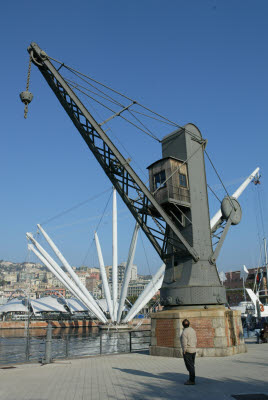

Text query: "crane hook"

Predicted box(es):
[20, 55, 33, 119]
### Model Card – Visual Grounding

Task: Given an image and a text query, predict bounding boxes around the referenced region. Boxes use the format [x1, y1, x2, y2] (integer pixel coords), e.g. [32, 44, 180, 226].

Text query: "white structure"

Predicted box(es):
[26, 189, 164, 325]
[0, 296, 93, 317]
[112, 188, 118, 320]
[210, 167, 260, 231]
[231, 289, 268, 319]
[95, 231, 114, 321]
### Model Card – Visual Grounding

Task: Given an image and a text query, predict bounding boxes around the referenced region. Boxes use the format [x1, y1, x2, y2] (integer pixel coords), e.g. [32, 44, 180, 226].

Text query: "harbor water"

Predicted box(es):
[0, 326, 151, 365]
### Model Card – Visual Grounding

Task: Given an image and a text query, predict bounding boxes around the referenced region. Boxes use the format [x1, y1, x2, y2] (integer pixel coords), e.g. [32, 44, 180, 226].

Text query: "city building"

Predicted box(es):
[127, 278, 151, 297]
[105, 263, 137, 284]
[86, 276, 102, 298]
[224, 266, 267, 305]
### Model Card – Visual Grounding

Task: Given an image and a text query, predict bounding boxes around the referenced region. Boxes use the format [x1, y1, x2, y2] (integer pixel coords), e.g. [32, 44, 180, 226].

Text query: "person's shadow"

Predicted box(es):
[113, 367, 185, 382]
[112, 367, 268, 400]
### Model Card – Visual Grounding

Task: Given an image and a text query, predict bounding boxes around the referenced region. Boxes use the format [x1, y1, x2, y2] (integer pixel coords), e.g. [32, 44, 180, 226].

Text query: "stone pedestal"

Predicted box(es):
[150, 306, 247, 357]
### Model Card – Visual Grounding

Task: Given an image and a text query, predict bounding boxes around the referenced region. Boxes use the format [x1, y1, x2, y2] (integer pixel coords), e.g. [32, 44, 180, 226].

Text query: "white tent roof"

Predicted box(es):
[67, 298, 89, 313]
[0, 298, 28, 313]
[31, 296, 67, 314]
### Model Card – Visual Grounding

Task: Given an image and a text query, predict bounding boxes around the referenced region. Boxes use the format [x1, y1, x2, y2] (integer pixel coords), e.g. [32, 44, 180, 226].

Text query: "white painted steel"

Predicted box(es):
[210, 167, 260, 231]
[123, 263, 165, 323]
[264, 238, 268, 293]
[117, 222, 139, 323]
[246, 288, 268, 318]
[27, 236, 107, 323]
[28, 244, 82, 304]
[112, 188, 118, 320]
[95, 232, 114, 321]
[26, 237, 77, 298]
[37, 224, 105, 319]
[28, 243, 106, 322]
[125, 274, 164, 322]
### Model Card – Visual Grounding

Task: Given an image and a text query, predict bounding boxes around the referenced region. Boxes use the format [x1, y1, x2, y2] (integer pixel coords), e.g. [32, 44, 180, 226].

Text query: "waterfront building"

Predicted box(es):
[35, 288, 66, 298]
[105, 263, 137, 284]
[127, 279, 151, 297]
[86, 277, 101, 298]
[223, 266, 267, 305]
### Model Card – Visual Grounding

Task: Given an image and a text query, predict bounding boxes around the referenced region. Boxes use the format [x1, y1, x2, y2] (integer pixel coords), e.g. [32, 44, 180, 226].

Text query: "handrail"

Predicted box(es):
[0, 329, 151, 364]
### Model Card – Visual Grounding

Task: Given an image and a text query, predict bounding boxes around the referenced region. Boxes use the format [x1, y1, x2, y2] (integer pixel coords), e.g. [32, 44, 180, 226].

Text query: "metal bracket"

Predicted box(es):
[209, 212, 233, 264]
[100, 102, 135, 126]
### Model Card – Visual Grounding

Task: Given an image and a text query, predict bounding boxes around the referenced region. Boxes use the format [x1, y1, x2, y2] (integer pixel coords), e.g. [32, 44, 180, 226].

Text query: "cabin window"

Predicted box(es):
[154, 170, 166, 190]
[179, 173, 187, 188]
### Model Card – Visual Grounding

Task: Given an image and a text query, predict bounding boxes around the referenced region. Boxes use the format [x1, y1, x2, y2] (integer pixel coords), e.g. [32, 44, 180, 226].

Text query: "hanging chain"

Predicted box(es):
[24, 55, 32, 119]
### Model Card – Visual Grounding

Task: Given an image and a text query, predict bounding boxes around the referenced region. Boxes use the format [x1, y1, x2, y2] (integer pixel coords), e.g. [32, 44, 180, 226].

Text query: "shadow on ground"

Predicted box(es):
[111, 367, 268, 400]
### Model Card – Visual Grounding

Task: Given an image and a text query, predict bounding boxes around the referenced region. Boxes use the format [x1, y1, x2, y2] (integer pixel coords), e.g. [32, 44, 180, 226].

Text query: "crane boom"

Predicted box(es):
[27, 42, 199, 263]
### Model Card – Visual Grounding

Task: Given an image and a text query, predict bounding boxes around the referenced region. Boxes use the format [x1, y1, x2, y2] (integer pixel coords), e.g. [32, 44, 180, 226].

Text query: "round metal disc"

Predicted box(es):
[221, 196, 242, 225]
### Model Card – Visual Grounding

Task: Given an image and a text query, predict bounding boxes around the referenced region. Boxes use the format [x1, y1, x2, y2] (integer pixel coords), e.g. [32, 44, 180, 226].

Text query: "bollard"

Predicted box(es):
[42, 321, 53, 364]
[65, 335, 69, 358]
[129, 331, 132, 353]
[100, 331, 102, 355]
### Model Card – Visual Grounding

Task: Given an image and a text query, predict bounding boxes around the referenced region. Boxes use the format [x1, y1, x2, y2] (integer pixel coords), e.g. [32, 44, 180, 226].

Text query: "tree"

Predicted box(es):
[127, 295, 138, 305]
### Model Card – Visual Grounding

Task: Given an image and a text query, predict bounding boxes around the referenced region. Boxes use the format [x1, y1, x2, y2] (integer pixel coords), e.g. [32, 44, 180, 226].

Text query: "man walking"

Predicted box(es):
[181, 319, 197, 385]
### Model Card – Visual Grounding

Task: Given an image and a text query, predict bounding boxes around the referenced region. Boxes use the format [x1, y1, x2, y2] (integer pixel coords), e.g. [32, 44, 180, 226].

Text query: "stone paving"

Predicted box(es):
[0, 339, 267, 400]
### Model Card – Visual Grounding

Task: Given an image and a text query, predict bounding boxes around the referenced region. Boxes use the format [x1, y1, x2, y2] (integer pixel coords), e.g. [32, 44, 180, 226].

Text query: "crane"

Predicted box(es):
[20, 42, 257, 307]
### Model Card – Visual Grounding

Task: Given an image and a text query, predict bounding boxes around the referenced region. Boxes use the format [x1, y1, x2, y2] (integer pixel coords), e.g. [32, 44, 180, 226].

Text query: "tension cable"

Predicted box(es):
[204, 149, 236, 212]
[40, 187, 112, 226]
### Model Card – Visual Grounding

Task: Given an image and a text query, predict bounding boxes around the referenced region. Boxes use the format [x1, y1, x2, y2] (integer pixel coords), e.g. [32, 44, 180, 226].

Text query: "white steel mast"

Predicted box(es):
[123, 263, 165, 323]
[210, 167, 260, 231]
[112, 188, 118, 320]
[37, 224, 104, 318]
[264, 238, 268, 294]
[27, 239, 107, 322]
[117, 222, 139, 323]
[27, 232, 107, 323]
[95, 232, 114, 321]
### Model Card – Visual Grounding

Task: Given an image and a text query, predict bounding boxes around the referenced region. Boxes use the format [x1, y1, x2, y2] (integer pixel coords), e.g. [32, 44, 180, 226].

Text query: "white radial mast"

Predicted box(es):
[125, 274, 164, 322]
[112, 188, 118, 320]
[27, 239, 107, 322]
[28, 244, 77, 299]
[123, 263, 165, 323]
[26, 233, 107, 322]
[117, 222, 139, 323]
[37, 224, 104, 318]
[95, 232, 114, 321]
[210, 167, 260, 232]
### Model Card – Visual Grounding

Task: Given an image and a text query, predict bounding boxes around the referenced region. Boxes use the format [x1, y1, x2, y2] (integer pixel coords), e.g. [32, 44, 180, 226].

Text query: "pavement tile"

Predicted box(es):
[0, 339, 267, 400]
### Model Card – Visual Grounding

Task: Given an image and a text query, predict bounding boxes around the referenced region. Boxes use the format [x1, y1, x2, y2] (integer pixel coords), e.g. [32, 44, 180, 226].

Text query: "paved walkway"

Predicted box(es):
[0, 339, 267, 400]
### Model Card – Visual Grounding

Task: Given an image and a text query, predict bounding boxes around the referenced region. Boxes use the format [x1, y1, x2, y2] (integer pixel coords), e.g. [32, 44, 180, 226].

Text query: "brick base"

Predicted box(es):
[150, 306, 247, 357]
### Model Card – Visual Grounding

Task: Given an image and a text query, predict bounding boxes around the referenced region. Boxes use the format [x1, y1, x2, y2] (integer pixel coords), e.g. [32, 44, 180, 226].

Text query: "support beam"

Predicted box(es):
[28, 244, 104, 321]
[210, 167, 260, 232]
[28, 245, 77, 299]
[95, 232, 114, 321]
[27, 233, 107, 323]
[126, 274, 164, 322]
[27, 42, 200, 263]
[117, 222, 139, 323]
[37, 224, 105, 319]
[123, 263, 165, 323]
[112, 188, 118, 320]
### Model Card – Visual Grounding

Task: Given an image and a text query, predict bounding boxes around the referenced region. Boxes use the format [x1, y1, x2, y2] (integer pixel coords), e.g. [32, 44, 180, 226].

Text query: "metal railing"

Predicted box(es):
[0, 328, 151, 365]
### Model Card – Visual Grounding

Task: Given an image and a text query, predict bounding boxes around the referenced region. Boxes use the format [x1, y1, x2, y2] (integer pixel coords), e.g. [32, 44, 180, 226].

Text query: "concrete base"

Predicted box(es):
[99, 324, 130, 331]
[150, 306, 247, 357]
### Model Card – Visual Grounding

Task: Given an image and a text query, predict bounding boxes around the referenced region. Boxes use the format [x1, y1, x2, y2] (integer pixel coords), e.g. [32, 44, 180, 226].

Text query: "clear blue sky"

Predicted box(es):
[1, 0, 268, 276]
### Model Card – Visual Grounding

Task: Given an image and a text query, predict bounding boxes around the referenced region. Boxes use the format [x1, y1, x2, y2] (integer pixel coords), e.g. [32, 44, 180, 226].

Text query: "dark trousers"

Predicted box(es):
[183, 352, 196, 382]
